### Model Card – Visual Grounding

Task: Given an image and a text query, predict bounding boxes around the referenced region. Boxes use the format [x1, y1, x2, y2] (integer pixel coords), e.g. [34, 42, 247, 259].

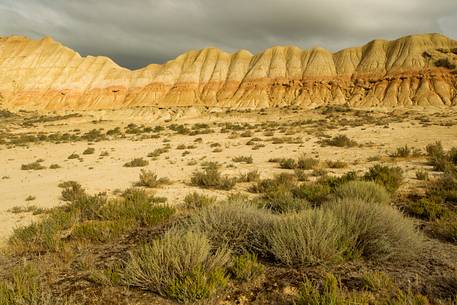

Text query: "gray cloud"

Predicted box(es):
[0, 0, 456, 69]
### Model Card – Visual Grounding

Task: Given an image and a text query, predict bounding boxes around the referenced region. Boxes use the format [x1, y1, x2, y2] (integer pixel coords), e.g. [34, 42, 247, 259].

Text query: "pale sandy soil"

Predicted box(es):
[1, 107, 457, 245]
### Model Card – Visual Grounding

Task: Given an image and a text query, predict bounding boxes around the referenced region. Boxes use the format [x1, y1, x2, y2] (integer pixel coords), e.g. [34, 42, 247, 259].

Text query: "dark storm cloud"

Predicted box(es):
[0, 0, 456, 69]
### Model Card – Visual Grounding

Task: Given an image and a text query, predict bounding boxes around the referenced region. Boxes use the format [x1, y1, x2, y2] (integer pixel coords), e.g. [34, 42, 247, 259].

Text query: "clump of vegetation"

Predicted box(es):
[229, 253, 264, 282]
[147, 147, 169, 158]
[183, 192, 216, 209]
[82, 147, 95, 155]
[237, 170, 260, 182]
[323, 134, 357, 147]
[67, 153, 79, 160]
[363, 165, 403, 194]
[333, 181, 391, 205]
[136, 169, 170, 188]
[49, 164, 61, 169]
[232, 155, 253, 164]
[21, 160, 46, 170]
[123, 231, 230, 303]
[390, 145, 411, 158]
[123, 158, 149, 167]
[416, 169, 429, 180]
[190, 163, 236, 190]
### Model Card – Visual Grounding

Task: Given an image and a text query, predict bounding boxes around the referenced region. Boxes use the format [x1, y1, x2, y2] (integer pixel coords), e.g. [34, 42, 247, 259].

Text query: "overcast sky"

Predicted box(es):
[0, 0, 456, 69]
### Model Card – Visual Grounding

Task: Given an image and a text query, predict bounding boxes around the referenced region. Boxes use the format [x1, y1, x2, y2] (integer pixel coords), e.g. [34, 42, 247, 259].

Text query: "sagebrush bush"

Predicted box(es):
[123, 231, 230, 303]
[190, 164, 236, 190]
[237, 170, 260, 182]
[82, 147, 95, 155]
[266, 209, 348, 266]
[232, 155, 253, 164]
[59, 181, 85, 202]
[229, 253, 264, 281]
[325, 199, 423, 260]
[405, 197, 449, 220]
[363, 165, 403, 194]
[279, 158, 297, 169]
[390, 145, 411, 158]
[21, 160, 46, 170]
[183, 192, 216, 209]
[432, 219, 457, 243]
[185, 201, 274, 254]
[333, 181, 391, 205]
[137, 169, 170, 188]
[323, 134, 357, 147]
[259, 186, 309, 213]
[123, 158, 149, 167]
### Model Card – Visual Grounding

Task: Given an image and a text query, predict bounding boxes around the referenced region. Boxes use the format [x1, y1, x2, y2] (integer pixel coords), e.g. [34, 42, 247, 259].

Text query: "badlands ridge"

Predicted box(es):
[0, 33, 456, 111]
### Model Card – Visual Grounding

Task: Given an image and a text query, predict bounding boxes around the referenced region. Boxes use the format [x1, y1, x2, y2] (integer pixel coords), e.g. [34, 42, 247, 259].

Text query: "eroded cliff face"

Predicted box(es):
[0, 33, 456, 111]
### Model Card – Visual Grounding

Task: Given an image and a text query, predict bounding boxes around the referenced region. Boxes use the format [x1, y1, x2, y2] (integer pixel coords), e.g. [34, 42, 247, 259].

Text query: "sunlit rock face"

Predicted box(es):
[0, 33, 456, 111]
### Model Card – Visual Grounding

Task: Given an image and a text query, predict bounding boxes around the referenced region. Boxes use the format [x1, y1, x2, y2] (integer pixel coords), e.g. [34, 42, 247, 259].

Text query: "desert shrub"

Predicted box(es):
[416, 169, 429, 180]
[333, 181, 390, 205]
[185, 201, 274, 254]
[232, 155, 253, 164]
[426, 141, 450, 171]
[266, 210, 348, 265]
[71, 219, 134, 243]
[294, 169, 309, 181]
[292, 183, 332, 206]
[279, 158, 297, 169]
[82, 147, 95, 155]
[405, 197, 449, 220]
[237, 170, 260, 182]
[147, 147, 169, 158]
[363, 165, 403, 194]
[248, 173, 296, 193]
[448, 147, 457, 165]
[426, 170, 457, 204]
[297, 156, 319, 170]
[21, 160, 46, 170]
[323, 134, 357, 147]
[63, 193, 106, 221]
[259, 186, 309, 213]
[67, 153, 79, 160]
[229, 253, 264, 281]
[432, 219, 457, 243]
[190, 165, 236, 190]
[123, 158, 149, 167]
[137, 169, 170, 188]
[183, 192, 216, 209]
[326, 160, 348, 169]
[49, 164, 61, 169]
[325, 199, 423, 260]
[9, 209, 77, 253]
[59, 181, 86, 202]
[123, 231, 230, 303]
[0, 264, 58, 305]
[390, 145, 411, 158]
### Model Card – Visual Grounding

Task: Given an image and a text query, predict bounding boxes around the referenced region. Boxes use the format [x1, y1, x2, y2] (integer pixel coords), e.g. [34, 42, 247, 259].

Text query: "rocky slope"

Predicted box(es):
[0, 33, 456, 111]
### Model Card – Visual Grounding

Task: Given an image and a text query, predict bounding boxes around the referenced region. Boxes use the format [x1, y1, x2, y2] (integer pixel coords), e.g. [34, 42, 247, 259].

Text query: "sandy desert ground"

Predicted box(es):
[1, 106, 457, 244]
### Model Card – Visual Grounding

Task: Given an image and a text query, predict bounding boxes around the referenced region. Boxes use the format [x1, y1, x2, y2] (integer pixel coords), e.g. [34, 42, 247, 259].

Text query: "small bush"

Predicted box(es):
[67, 153, 79, 160]
[325, 160, 347, 169]
[183, 192, 216, 209]
[21, 161, 46, 170]
[279, 158, 296, 169]
[237, 170, 260, 183]
[390, 145, 411, 158]
[60, 181, 85, 202]
[137, 169, 170, 188]
[363, 165, 403, 194]
[229, 253, 264, 281]
[297, 156, 319, 170]
[82, 147, 95, 155]
[323, 134, 357, 147]
[124, 158, 149, 167]
[266, 210, 348, 265]
[292, 183, 332, 206]
[416, 169, 429, 180]
[190, 165, 236, 190]
[333, 181, 391, 205]
[232, 155, 253, 164]
[260, 187, 309, 213]
[432, 219, 457, 243]
[405, 197, 448, 220]
[123, 231, 230, 303]
[325, 199, 423, 260]
[49, 164, 61, 169]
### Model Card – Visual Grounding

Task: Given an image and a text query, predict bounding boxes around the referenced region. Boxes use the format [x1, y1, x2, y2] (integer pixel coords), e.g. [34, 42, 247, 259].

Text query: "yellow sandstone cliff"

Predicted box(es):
[0, 33, 456, 111]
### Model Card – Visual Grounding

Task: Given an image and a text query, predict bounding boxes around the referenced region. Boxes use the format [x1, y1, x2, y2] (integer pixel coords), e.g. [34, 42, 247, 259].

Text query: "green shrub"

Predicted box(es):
[71, 219, 134, 243]
[266, 210, 348, 266]
[185, 201, 273, 254]
[123, 231, 230, 303]
[237, 170, 260, 182]
[426, 170, 457, 205]
[279, 158, 297, 169]
[297, 156, 319, 170]
[248, 173, 296, 193]
[292, 183, 332, 206]
[333, 181, 391, 205]
[183, 192, 216, 209]
[259, 186, 309, 213]
[21, 160, 46, 170]
[190, 165, 236, 190]
[432, 219, 457, 243]
[59, 181, 85, 202]
[405, 197, 449, 220]
[323, 134, 357, 147]
[123, 158, 149, 167]
[229, 253, 264, 281]
[363, 165, 403, 194]
[136, 169, 170, 188]
[325, 199, 423, 260]
[390, 145, 411, 158]
[232, 155, 253, 164]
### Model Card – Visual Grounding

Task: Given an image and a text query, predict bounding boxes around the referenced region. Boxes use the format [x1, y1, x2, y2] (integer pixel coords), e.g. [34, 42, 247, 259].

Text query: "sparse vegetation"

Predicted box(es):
[123, 158, 149, 167]
[190, 163, 236, 190]
[136, 169, 170, 188]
